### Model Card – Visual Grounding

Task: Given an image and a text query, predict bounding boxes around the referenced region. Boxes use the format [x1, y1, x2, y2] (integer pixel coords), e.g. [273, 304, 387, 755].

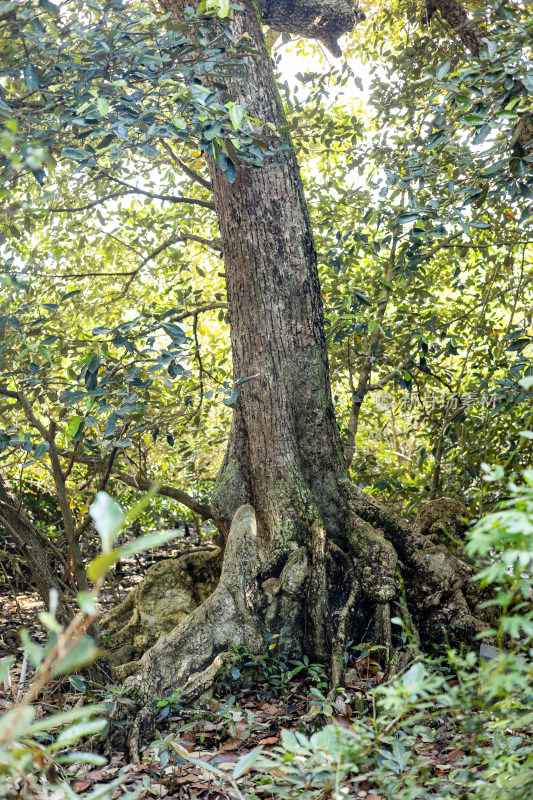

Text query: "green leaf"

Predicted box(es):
[518, 376, 533, 390]
[66, 415, 83, 441]
[0, 656, 14, 685]
[69, 674, 86, 692]
[56, 751, 107, 765]
[396, 212, 420, 224]
[0, 705, 35, 741]
[61, 148, 92, 160]
[217, 0, 230, 17]
[77, 590, 98, 615]
[89, 491, 124, 552]
[123, 482, 161, 527]
[28, 703, 107, 734]
[52, 636, 103, 676]
[38, 611, 61, 632]
[482, 159, 509, 177]
[34, 441, 49, 459]
[20, 629, 45, 668]
[54, 717, 107, 747]
[96, 96, 109, 116]
[225, 158, 237, 184]
[120, 529, 179, 559]
[233, 746, 263, 779]
[60, 289, 81, 301]
[87, 548, 121, 582]
[436, 60, 451, 80]
[227, 103, 245, 130]
[463, 114, 486, 126]
[23, 62, 40, 92]
[223, 387, 239, 406]
[402, 661, 426, 687]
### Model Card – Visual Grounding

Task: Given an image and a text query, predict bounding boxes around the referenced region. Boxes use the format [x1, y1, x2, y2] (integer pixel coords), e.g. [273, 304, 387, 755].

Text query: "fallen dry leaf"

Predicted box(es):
[72, 780, 91, 793]
[219, 738, 241, 752]
[449, 748, 465, 759]
[258, 735, 279, 745]
[262, 704, 279, 716]
[332, 715, 352, 729]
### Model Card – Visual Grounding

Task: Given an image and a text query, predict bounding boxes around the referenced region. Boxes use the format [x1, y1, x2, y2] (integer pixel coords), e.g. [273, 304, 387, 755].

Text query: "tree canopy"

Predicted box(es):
[1, 0, 531, 536]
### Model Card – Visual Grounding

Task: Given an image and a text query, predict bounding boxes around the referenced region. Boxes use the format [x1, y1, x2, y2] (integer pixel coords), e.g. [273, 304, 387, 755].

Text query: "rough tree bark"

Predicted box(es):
[425, 0, 533, 155]
[102, 0, 494, 725]
[425, 0, 483, 56]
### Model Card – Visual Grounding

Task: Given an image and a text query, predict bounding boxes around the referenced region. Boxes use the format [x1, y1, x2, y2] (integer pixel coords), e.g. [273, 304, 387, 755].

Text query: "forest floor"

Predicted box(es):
[0, 541, 473, 800]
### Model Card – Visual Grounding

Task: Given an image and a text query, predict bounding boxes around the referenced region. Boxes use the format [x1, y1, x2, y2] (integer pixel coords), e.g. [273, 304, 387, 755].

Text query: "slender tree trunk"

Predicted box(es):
[0, 471, 71, 623]
[203, 3, 350, 553]
[344, 237, 397, 466]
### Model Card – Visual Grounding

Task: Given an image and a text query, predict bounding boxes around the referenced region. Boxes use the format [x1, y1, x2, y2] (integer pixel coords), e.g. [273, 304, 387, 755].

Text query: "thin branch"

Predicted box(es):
[173, 302, 227, 322]
[37, 235, 223, 280]
[74, 443, 121, 539]
[47, 191, 128, 213]
[160, 140, 213, 191]
[120, 235, 189, 293]
[99, 173, 215, 210]
[434, 239, 533, 249]
[0, 385, 18, 400]
[113, 470, 213, 520]
[345, 234, 398, 464]
[367, 356, 416, 391]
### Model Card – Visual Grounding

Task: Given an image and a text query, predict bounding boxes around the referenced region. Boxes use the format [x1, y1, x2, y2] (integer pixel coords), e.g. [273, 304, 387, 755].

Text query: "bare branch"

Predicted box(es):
[74, 444, 122, 539]
[367, 356, 415, 391]
[100, 173, 215, 210]
[48, 191, 128, 213]
[40, 235, 223, 280]
[173, 302, 227, 322]
[160, 140, 213, 191]
[113, 470, 213, 519]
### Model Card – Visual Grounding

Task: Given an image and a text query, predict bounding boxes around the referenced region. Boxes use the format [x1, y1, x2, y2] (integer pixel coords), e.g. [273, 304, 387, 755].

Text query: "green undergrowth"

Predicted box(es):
[1, 468, 532, 799]
[154, 469, 533, 799]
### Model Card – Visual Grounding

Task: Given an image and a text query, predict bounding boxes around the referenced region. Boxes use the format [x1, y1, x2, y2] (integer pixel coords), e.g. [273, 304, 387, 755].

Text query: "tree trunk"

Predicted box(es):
[108, 1, 494, 720]
[0, 471, 71, 624]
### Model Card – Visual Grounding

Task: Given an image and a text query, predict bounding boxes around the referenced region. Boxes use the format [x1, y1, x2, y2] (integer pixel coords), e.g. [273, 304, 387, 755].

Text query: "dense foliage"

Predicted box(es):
[1, 1, 532, 562]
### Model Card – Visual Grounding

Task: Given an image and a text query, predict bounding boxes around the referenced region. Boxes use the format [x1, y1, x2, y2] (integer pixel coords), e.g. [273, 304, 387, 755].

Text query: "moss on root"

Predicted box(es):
[100, 548, 222, 666]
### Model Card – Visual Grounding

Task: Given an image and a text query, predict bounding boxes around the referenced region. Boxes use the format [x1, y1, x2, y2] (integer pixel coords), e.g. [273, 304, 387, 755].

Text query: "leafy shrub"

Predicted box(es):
[0, 489, 175, 799]
[253, 468, 533, 800]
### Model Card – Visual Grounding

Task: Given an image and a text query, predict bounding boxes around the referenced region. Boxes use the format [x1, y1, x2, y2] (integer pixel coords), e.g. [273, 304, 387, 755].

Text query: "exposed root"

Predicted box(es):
[122, 505, 264, 697]
[128, 706, 156, 765]
[415, 497, 471, 554]
[373, 602, 392, 667]
[349, 488, 496, 647]
[329, 568, 357, 693]
[101, 547, 222, 666]
[179, 651, 234, 703]
[305, 520, 329, 662]
[98, 483, 495, 756]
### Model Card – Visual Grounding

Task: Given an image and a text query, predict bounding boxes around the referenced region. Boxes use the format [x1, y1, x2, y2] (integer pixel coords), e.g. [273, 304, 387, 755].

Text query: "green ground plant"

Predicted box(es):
[0, 487, 176, 799]
[251, 467, 533, 799]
